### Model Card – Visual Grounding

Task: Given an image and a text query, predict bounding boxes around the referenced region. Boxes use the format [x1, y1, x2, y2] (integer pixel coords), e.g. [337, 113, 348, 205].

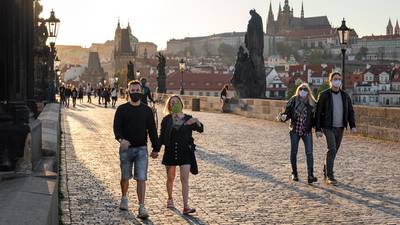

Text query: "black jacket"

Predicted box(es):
[157, 114, 203, 151]
[315, 89, 356, 131]
[282, 96, 316, 133]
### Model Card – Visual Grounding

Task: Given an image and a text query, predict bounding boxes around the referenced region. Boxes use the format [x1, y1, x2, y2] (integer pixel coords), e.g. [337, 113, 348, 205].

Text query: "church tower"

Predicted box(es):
[395, 20, 400, 35]
[387, 18, 394, 35]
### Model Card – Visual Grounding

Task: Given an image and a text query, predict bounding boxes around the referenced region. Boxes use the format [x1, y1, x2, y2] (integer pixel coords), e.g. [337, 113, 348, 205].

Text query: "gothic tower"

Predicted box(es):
[387, 18, 393, 35]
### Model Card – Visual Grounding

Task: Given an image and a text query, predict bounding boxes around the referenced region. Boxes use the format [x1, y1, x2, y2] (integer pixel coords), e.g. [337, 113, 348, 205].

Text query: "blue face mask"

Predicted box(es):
[299, 90, 308, 98]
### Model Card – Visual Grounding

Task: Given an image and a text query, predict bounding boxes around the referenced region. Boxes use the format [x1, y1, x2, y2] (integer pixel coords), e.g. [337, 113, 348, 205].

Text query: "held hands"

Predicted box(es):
[316, 131, 324, 138]
[280, 114, 287, 121]
[150, 151, 159, 159]
[120, 139, 131, 150]
[351, 127, 357, 133]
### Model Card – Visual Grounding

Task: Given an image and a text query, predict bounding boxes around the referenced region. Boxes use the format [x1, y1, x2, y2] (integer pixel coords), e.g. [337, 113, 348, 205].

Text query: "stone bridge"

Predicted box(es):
[60, 97, 400, 225]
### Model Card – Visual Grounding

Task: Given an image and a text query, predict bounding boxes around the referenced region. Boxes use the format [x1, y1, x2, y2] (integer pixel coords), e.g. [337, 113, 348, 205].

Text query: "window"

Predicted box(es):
[199, 92, 203, 96]
[189, 92, 193, 95]
[206, 92, 210, 96]
[214, 92, 219, 97]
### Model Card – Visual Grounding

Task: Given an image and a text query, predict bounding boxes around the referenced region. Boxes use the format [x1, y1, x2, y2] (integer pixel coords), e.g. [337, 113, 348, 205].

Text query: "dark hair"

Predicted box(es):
[221, 84, 229, 92]
[140, 77, 147, 82]
[128, 80, 141, 87]
[329, 72, 341, 81]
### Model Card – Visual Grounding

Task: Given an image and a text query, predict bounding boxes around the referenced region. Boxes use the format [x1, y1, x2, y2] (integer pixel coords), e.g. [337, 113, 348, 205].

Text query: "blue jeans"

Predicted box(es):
[119, 146, 148, 181]
[290, 131, 314, 177]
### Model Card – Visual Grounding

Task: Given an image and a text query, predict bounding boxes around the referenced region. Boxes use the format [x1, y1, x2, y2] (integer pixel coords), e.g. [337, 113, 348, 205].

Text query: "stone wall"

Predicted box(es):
[160, 94, 400, 142]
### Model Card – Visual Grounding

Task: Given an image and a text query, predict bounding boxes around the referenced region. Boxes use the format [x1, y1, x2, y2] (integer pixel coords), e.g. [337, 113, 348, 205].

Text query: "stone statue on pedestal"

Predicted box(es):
[232, 9, 266, 98]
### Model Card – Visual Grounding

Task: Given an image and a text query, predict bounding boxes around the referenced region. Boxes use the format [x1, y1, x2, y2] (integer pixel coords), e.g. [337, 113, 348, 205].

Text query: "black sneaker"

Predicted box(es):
[307, 176, 318, 184]
[290, 174, 299, 181]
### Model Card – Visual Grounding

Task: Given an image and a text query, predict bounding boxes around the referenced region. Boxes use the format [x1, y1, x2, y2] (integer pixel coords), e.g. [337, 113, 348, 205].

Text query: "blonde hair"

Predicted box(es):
[295, 83, 316, 106]
[163, 95, 184, 115]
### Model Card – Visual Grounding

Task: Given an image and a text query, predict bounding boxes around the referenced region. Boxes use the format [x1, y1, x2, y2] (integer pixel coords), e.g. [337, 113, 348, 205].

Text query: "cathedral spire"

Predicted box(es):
[395, 20, 400, 35]
[117, 17, 121, 29]
[301, 1, 304, 19]
[387, 18, 394, 35]
[266, 1, 275, 35]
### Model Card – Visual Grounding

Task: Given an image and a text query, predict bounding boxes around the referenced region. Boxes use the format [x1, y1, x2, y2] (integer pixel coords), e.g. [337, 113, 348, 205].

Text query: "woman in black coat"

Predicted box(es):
[150, 95, 203, 215]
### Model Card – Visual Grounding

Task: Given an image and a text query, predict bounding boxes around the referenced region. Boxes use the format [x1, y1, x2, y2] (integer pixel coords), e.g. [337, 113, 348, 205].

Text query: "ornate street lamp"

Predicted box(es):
[46, 9, 60, 52]
[337, 18, 351, 90]
[179, 59, 185, 95]
[45, 9, 60, 102]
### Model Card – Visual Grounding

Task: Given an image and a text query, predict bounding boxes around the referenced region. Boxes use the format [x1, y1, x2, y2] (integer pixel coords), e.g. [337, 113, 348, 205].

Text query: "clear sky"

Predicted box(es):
[40, 0, 399, 49]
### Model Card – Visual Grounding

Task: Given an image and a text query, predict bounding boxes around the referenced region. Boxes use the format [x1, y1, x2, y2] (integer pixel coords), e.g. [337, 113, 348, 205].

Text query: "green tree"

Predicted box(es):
[316, 81, 330, 99]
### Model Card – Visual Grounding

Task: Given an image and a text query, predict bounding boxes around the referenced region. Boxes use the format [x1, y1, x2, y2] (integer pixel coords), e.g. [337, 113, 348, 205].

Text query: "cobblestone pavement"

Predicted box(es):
[60, 99, 400, 225]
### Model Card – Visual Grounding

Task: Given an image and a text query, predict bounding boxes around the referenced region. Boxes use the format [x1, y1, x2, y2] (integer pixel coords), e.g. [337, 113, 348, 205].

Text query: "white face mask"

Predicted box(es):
[332, 80, 342, 88]
[299, 90, 308, 98]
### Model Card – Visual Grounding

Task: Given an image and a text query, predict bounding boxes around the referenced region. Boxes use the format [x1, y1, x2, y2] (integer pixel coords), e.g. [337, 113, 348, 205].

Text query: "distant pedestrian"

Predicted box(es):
[78, 85, 84, 104]
[71, 87, 78, 108]
[65, 85, 72, 108]
[220, 84, 230, 113]
[278, 83, 318, 184]
[59, 84, 66, 106]
[104, 87, 111, 108]
[113, 80, 159, 219]
[315, 72, 357, 185]
[151, 95, 203, 215]
[97, 87, 102, 105]
[111, 87, 118, 108]
[87, 85, 93, 103]
[140, 78, 154, 105]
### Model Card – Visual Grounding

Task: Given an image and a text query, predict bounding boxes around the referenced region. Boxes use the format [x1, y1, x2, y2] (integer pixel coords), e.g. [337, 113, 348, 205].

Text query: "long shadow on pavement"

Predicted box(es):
[169, 208, 207, 225]
[61, 113, 151, 225]
[196, 147, 400, 219]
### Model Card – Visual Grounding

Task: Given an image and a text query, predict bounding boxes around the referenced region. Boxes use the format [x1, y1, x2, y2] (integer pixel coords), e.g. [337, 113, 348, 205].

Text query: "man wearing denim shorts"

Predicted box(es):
[113, 80, 159, 219]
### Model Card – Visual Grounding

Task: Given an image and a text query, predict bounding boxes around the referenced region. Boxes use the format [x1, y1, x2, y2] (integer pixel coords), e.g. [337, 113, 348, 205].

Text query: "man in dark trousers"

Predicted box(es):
[315, 72, 356, 185]
[113, 80, 159, 219]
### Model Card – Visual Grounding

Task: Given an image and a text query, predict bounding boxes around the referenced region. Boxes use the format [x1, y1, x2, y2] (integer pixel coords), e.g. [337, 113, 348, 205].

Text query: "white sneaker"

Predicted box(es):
[138, 204, 149, 219]
[119, 196, 128, 210]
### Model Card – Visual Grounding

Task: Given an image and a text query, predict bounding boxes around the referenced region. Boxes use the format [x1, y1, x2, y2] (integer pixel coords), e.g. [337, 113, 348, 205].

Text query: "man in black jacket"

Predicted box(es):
[315, 72, 356, 185]
[113, 80, 159, 219]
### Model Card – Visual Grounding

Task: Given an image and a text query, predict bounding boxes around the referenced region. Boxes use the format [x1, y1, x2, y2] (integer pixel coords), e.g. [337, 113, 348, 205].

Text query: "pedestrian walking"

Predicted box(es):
[71, 86, 78, 108]
[113, 80, 159, 219]
[111, 87, 118, 108]
[278, 83, 318, 184]
[315, 72, 357, 185]
[65, 85, 72, 108]
[78, 85, 84, 104]
[151, 95, 204, 215]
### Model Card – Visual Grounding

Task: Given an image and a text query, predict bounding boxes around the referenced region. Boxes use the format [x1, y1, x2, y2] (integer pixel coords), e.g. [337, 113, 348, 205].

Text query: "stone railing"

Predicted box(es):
[159, 94, 400, 142]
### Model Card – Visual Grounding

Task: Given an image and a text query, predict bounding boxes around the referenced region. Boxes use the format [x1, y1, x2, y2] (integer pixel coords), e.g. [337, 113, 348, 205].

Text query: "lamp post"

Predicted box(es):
[45, 9, 60, 102]
[337, 18, 351, 90]
[179, 59, 185, 95]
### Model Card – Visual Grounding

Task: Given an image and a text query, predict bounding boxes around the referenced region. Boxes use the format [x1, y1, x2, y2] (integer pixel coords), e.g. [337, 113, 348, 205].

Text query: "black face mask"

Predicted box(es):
[130, 92, 142, 102]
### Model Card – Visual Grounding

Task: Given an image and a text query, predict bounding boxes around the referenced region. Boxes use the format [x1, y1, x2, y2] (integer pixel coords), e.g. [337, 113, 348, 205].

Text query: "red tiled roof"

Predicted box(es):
[166, 72, 233, 91]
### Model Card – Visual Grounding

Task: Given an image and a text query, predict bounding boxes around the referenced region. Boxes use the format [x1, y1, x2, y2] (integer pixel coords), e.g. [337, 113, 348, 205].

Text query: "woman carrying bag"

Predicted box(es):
[150, 95, 203, 215]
